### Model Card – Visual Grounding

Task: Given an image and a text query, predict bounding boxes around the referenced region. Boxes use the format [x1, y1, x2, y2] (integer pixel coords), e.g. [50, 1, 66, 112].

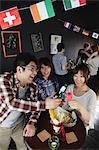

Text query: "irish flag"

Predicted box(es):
[63, 0, 86, 11]
[30, 0, 55, 23]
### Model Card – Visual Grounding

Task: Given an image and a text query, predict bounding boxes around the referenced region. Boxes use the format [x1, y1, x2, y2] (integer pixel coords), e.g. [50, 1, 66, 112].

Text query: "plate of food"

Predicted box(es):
[49, 107, 77, 127]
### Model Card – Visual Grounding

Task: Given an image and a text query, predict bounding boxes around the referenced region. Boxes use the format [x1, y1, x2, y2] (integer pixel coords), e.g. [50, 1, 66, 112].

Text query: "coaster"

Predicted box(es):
[37, 129, 51, 142]
[66, 132, 78, 144]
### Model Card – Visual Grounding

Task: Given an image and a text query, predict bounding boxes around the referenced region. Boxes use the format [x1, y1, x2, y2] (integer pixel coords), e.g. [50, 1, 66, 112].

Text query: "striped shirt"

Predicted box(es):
[0, 72, 45, 126]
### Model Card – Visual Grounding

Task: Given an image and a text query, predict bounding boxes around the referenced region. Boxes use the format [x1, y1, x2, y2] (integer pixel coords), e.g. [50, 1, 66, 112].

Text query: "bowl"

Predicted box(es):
[54, 107, 77, 127]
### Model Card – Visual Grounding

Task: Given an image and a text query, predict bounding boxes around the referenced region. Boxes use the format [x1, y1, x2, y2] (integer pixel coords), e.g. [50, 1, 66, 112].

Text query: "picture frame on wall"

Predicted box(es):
[50, 34, 62, 54]
[1, 31, 22, 58]
[31, 32, 44, 52]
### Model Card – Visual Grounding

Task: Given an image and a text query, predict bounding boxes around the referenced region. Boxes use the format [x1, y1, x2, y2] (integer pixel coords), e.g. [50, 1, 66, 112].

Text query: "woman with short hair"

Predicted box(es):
[66, 64, 96, 130]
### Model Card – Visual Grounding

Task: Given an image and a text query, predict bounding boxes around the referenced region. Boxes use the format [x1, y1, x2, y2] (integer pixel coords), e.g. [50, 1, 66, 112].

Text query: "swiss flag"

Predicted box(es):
[0, 7, 22, 30]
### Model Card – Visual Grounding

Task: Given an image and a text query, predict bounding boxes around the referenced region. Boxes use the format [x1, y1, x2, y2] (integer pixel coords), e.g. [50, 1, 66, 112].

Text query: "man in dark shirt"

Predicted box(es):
[76, 42, 92, 65]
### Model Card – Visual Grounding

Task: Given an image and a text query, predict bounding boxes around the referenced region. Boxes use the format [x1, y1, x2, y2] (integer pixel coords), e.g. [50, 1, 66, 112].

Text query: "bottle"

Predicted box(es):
[52, 119, 60, 134]
[58, 84, 67, 101]
[62, 92, 72, 110]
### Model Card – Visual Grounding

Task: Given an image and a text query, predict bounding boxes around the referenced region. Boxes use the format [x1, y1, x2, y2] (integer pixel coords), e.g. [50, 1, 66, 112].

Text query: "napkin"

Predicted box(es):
[66, 131, 78, 144]
[37, 130, 51, 142]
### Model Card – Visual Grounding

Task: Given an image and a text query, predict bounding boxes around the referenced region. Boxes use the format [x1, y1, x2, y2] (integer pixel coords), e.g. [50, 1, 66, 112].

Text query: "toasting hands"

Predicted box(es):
[45, 97, 62, 109]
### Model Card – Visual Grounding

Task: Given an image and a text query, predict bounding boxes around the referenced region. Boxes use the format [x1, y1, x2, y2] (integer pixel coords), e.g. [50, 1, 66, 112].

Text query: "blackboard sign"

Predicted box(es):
[31, 32, 44, 52]
[1, 31, 22, 58]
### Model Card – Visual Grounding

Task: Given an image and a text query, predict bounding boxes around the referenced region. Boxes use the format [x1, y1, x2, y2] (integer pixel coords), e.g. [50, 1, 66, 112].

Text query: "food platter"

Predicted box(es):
[54, 107, 77, 127]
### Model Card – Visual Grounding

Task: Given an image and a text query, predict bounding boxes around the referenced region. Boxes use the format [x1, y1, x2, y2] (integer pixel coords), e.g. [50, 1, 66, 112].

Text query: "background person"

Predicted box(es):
[76, 42, 92, 65]
[0, 53, 61, 150]
[52, 43, 70, 88]
[86, 44, 99, 93]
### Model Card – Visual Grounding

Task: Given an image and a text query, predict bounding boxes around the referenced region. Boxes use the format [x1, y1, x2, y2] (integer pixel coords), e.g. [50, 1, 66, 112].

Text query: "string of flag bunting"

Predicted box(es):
[0, 0, 98, 41]
[64, 21, 99, 40]
[0, 0, 99, 39]
[0, 0, 86, 30]
[63, 0, 86, 11]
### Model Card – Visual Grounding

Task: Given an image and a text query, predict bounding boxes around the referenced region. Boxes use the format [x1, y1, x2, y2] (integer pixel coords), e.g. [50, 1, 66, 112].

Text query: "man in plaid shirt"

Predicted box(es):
[0, 53, 61, 150]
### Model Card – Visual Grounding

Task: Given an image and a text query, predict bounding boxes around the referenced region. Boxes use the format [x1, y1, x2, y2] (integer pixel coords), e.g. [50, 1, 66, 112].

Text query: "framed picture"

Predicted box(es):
[1, 31, 22, 58]
[31, 32, 44, 52]
[50, 34, 62, 54]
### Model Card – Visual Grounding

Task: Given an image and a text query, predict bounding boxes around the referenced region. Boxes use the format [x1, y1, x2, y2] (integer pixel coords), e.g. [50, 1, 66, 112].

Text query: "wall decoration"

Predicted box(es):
[30, 0, 55, 23]
[50, 34, 62, 54]
[1, 31, 22, 58]
[31, 32, 44, 52]
[64, 21, 99, 40]
[0, 2, 98, 42]
[63, 0, 86, 11]
[0, 7, 22, 30]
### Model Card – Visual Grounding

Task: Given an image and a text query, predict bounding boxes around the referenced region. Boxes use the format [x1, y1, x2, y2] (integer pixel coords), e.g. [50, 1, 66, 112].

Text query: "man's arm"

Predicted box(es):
[81, 50, 91, 57]
[23, 110, 41, 137]
[87, 51, 98, 60]
[23, 96, 62, 137]
[61, 56, 70, 70]
[0, 78, 61, 112]
[0, 77, 46, 113]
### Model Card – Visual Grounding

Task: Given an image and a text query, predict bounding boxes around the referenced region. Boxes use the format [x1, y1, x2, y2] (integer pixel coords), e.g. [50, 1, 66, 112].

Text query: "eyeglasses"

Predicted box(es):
[22, 66, 39, 72]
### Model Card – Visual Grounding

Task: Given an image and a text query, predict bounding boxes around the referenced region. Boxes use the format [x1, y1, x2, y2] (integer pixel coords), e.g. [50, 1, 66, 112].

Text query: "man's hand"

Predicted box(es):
[45, 97, 62, 109]
[23, 124, 36, 137]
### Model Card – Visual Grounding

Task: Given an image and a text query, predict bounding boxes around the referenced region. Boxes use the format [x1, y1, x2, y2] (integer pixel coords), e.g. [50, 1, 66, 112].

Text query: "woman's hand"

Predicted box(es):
[68, 100, 90, 124]
[68, 100, 81, 110]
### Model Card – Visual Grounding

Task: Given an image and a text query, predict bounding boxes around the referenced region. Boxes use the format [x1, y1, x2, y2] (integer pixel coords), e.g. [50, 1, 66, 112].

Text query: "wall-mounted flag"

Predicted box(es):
[64, 21, 72, 29]
[0, 7, 22, 30]
[92, 32, 99, 39]
[73, 25, 80, 32]
[82, 29, 89, 36]
[30, 0, 55, 23]
[63, 0, 86, 11]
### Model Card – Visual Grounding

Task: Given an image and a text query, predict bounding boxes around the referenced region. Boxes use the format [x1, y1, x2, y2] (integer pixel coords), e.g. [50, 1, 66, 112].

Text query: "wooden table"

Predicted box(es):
[25, 110, 86, 150]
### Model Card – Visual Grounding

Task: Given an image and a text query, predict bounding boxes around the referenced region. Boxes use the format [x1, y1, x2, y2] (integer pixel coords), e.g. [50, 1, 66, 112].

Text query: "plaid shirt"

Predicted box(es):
[0, 72, 45, 126]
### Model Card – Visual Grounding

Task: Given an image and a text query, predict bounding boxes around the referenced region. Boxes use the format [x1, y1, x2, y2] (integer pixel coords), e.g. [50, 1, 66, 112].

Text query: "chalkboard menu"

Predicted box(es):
[1, 31, 22, 58]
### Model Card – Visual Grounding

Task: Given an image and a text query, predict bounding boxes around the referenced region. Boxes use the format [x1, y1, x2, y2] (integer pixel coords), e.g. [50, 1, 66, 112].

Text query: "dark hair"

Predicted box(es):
[57, 43, 64, 52]
[91, 44, 99, 53]
[73, 64, 90, 82]
[83, 42, 90, 49]
[38, 57, 54, 79]
[14, 52, 38, 72]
